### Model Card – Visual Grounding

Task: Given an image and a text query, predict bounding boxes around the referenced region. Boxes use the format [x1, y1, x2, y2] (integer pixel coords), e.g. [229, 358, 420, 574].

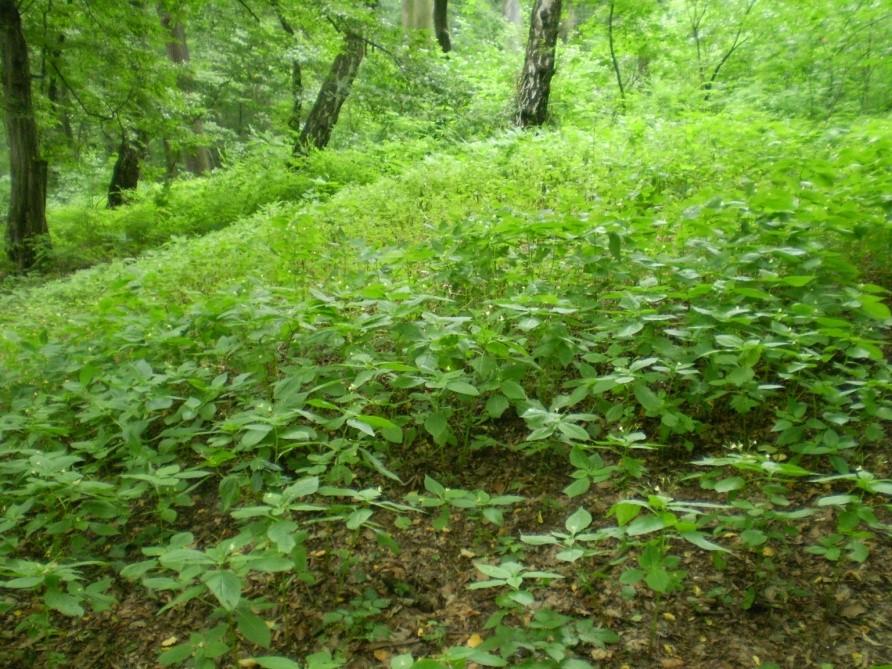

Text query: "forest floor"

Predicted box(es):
[2, 117, 891, 669]
[3, 436, 891, 669]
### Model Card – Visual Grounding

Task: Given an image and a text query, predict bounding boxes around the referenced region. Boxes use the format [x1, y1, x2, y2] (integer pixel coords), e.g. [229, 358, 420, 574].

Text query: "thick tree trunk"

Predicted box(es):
[107, 135, 144, 208]
[515, 0, 562, 127]
[295, 33, 366, 155]
[502, 0, 522, 25]
[434, 0, 451, 52]
[402, 0, 433, 29]
[1, 0, 49, 270]
[159, 11, 214, 175]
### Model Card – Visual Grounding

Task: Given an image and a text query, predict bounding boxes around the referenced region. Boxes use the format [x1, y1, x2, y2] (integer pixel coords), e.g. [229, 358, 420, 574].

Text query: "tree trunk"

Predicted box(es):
[1, 0, 49, 270]
[107, 135, 144, 208]
[159, 11, 214, 175]
[515, 0, 562, 127]
[434, 0, 451, 52]
[270, 0, 303, 135]
[295, 33, 366, 155]
[402, 0, 434, 29]
[502, 0, 522, 25]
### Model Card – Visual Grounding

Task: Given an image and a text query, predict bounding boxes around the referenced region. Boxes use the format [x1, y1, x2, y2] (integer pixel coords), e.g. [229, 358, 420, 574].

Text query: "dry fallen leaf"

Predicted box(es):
[460, 548, 476, 559]
[373, 649, 391, 662]
[662, 612, 676, 622]
[467, 633, 484, 648]
[160, 636, 178, 648]
[842, 603, 867, 619]
[660, 659, 684, 669]
[237, 660, 259, 668]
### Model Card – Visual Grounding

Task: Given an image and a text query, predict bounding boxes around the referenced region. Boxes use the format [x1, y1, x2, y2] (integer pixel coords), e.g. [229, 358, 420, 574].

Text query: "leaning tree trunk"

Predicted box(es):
[434, 0, 451, 52]
[1, 0, 49, 270]
[295, 33, 366, 155]
[159, 11, 214, 175]
[107, 134, 144, 208]
[515, 0, 562, 127]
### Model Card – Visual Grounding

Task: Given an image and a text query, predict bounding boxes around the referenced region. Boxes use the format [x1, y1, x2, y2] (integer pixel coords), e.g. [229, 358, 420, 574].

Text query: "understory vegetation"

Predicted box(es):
[1, 1, 891, 669]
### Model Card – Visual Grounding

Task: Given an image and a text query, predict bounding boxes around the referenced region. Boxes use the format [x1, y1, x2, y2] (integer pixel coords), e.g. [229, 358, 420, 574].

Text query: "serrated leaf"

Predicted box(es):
[346, 509, 373, 529]
[485, 395, 510, 418]
[633, 383, 663, 413]
[203, 570, 241, 611]
[44, 588, 84, 617]
[267, 520, 298, 553]
[237, 608, 271, 648]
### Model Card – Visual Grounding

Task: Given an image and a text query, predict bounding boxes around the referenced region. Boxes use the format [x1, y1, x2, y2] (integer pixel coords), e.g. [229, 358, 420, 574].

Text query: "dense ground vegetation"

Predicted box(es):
[1, 1, 891, 668]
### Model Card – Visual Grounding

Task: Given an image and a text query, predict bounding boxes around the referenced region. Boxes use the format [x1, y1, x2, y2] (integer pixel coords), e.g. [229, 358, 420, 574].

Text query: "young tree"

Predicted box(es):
[515, 0, 562, 127]
[1, 0, 49, 269]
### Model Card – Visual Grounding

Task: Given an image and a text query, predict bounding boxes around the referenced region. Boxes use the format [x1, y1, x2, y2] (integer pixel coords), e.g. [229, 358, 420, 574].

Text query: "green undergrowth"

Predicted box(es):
[1, 112, 891, 668]
[0, 135, 438, 283]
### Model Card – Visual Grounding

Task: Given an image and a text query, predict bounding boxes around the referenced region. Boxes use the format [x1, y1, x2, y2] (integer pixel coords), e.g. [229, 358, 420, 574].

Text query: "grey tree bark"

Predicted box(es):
[1, 0, 49, 270]
[295, 33, 366, 154]
[515, 0, 562, 127]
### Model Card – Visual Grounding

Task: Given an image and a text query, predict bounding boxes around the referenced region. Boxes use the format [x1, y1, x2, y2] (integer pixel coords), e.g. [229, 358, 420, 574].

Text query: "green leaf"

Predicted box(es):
[267, 520, 298, 553]
[612, 501, 641, 526]
[346, 509, 373, 530]
[500, 380, 526, 400]
[780, 275, 816, 287]
[253, 657, 302, 669]
[485, 395, 510, 418]
[633, 383, 663, 413]
[626, 514, 665, 536]
[237, 608, 271, 648]
[558, 422, 590, 441]
[644, 566, 671, 593]
[608, 232, 622, 260]
[740, 529, 767, 547]
[563, 477, 591, 498]
[391, 655, 415, 669]
[44, 588, 84, 617]
[714, 476, 745, 493]
[424, 412, 449, 442]
[424, 475, 446, 497]
[283, 476, 319, 500]
[565, 508, 592, 534]
[1, 576, 44, 589]
[860, 297, 891, 320]
[203, 570, 242, 611]
[817, 494, 857, 506]
[680, 531, 729, 552]
[446, 381, 480, 396]
[159, 644, 194, 666]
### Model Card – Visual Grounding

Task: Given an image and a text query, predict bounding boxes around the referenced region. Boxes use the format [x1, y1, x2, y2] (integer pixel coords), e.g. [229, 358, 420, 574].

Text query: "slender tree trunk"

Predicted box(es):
[270, 0, 303, 135]
[607, 0, 625, 110]
[1, 0, 49, 270]
[434, 0, 451, 52]
[107, 134, 144, 208]
[515, 0, 562, 127]
[295, 32, 366, 154]
[159, 11, 214, 175]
